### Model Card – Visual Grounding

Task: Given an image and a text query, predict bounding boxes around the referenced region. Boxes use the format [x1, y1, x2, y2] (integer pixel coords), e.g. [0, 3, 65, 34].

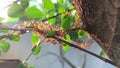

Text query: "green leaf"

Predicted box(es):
[0, 40, 10, 52]
[0, 30, 8, 33]
[20, 0, 29, 9]
[69, 31, 78, 40]
[43, 0, 55, 11]
[61, 14, 70, 30]
[100, 50, 106, 57]
[25, 6, 44, 18]
[0, 17, 4, 21]
[31, 34, 39, 45]
[48, 12, 56, 25]
[47, 30, 55, 37]
[17, 63, 26, 68]
[17, 61, 28, 68]
[63, 45, 70, 52]
[29, 66, 35, 68]
[58, 0, 64, 4]
[8, 3, 24, 18]
[9, 34, 20, 42]
[62, 34, 71, 52]
[32, 46, 41, 55]
[78, 30, 87, 38]
[70, 15, 75, 23]
[7, 17, 19, 22]
[64, 34, 72, 43]
[58, 7, 66, 13]
[0, 24, 8, 33]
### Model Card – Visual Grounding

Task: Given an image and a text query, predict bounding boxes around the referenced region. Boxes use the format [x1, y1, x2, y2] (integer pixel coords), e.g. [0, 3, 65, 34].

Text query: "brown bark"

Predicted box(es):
[110, 3, 120, 67]
[71, 0, 120, 67]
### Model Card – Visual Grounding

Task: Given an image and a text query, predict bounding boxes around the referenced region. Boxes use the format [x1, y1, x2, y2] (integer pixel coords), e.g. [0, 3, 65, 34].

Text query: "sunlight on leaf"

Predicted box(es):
[58, 0, 64, 4]
[62, 34, 71, 52]
[7, 17, 19, 22]
[100, 50, 106, 57]
[65, 34, 72, 43]
[32, 46, 41, 55]
[26, 6, 44, 18]
[63, 45, 70, 52]
[43, 0, 55, 11]
[58, 7, 66, 13]
[9, 34, 21, 42]
[48, 12, 56, 25]
[78, 30, 87, 38]
[31, 34, 39, 46]
[0, 40, 10, 52]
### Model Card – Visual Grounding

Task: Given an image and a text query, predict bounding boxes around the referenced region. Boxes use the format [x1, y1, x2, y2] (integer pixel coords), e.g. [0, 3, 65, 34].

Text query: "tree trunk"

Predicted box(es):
[71, 0, 120, 67]
[110, 1, 120, 66]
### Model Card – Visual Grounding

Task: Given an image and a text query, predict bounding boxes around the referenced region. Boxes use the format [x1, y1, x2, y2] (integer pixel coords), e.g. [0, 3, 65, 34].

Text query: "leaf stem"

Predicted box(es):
[25, 37, 46, 61]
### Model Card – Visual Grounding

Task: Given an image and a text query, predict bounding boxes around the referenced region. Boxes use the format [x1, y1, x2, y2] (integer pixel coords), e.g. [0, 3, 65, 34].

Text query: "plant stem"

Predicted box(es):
[25, 37, 46, 61]
[26, 53, 32, 61]
[41, 8, 74, 22]
[0, 27, 33, 31]
[53, 36, 117, 67]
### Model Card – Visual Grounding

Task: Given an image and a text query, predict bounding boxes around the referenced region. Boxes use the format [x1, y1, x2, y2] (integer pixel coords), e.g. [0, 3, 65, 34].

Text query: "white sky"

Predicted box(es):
[0, 0, 12, 18]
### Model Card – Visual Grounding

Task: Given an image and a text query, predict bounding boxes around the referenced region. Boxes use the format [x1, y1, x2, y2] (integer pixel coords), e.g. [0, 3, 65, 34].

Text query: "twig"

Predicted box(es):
[41, 8, 74, 22]
[0, 35, 9, 40]
[53, 36, 117, 67]
[0, 27, 33, 31]
[25, 37, 46, 61]
[59, 46, 76, 68]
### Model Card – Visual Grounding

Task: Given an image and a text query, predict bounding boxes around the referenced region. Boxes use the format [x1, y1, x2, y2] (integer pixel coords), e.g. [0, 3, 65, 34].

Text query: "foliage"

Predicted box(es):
[43, 0, 55, 11]
[0, 17, 4, 21]
[32, 46, 41, 55]
[78, 30, 87, 38]
[100, 50, 106, 57]
[9, 34, 21, 42]
[61, 14, 71, 30]
[31, 33, 39, 46]
[0, 24, 8, 33]
[8, 3, 24, 18]
[26, 6, 44, 18]
[0, 0, 91, 67]
[0, 40, 10, 53]
[17, 61, 28, 68]
[47, 30, 56, 37]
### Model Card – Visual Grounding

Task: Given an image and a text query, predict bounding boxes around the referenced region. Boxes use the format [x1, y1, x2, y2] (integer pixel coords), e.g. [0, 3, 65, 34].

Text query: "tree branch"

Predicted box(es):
[0, 27, 33, 31]
[53, 36, 117, 67]
[41, 8, 74, 22]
